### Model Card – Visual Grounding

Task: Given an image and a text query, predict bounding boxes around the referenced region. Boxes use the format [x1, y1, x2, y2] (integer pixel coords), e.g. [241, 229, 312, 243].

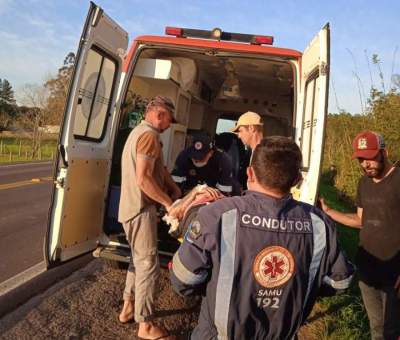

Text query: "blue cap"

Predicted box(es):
[187, 133, 213, 160]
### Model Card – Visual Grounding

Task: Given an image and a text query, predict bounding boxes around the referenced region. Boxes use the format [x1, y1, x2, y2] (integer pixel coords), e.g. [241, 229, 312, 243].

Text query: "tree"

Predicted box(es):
[0, 78, 16, 106]
[17, 84, 49, 158]
[44, 52, 75, 125]
[0, 78, 17, 130]
[0, 111, 12, 131]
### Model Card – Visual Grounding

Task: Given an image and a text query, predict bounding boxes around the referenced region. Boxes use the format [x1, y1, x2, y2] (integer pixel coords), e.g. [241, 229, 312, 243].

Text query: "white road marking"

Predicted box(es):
[0, 262, 46, 296]
[0, 161, 53, 169]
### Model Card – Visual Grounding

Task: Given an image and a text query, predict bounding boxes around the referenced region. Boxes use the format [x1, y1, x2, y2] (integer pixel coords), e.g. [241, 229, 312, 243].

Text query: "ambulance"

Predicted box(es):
[45, 2, 330, 267]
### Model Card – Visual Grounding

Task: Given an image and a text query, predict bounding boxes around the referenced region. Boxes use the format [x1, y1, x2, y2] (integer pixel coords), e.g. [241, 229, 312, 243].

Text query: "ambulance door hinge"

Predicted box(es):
[54, 176, 65, 189]
[58, 144, 68, 168]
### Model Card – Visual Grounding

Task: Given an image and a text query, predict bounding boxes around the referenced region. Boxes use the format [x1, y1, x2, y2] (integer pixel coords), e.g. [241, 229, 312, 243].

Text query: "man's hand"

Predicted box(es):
[319, 197, 331, 214]
[166, 201, 185, 221]
[165, 185, 224, 223]
[197, 186, 224, 200]
[319, 197, 362, 228]
[136, 155, 173, 209]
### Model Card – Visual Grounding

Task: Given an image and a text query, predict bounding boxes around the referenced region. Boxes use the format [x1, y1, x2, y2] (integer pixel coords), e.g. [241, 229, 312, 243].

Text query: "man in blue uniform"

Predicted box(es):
[171, 132, 234, 196]
[170, 136, 354, 340]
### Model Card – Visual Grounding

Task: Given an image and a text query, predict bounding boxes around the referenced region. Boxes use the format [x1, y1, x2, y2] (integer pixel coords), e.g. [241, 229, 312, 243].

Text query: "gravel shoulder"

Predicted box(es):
[0, 259, 325, 339]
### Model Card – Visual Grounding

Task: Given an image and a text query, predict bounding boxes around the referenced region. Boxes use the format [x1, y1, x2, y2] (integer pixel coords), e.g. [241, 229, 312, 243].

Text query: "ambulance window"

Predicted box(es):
[216, 119, 237, 134]
[300, 75, 320, 169]
[73, 47, 117, 141]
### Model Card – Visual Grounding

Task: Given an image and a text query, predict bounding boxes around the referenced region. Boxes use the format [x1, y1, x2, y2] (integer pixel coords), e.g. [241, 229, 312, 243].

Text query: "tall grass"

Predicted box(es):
[299, 182, 370, 339]
[0, 137, 57, 163]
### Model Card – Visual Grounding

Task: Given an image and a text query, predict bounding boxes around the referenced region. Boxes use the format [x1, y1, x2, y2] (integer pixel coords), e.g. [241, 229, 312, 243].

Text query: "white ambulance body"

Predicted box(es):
[45, 2, 329, 266]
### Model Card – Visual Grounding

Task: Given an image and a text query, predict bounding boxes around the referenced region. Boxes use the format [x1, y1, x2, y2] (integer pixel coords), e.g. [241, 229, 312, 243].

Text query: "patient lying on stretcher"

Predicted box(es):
[163, 185, 224, 239]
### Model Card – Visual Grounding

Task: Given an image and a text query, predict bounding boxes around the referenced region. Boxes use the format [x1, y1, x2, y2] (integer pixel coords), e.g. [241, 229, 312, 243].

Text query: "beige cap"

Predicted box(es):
[230, 111, 263, 132]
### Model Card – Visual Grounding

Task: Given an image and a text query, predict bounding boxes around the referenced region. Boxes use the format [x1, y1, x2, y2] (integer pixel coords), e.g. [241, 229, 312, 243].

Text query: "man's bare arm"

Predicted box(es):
[163, 167, 182, 201]
[136, 155, 172, 210]
[167, 185, 224, 221]
[320, 198, 363, 228]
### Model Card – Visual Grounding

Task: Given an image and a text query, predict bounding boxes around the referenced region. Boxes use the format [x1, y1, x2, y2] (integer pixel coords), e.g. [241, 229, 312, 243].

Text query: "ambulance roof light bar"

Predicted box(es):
[165, 26, 274, 45]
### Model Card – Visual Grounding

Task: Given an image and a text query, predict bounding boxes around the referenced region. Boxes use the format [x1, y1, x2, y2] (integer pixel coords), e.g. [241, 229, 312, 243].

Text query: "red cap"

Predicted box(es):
[352, 131, 385, 159]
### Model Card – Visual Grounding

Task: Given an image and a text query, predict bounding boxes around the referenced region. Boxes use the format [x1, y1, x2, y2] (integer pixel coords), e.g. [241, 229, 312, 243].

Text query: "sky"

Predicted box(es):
[1, 0, 399, 114]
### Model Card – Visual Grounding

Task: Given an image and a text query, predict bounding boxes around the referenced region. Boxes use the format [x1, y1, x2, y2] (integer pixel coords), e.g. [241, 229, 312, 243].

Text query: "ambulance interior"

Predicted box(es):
[105, 47, 296, 255]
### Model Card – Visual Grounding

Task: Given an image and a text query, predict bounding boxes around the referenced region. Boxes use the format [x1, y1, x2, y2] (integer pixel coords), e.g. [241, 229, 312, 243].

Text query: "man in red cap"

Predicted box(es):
[320, 130, 400, 340]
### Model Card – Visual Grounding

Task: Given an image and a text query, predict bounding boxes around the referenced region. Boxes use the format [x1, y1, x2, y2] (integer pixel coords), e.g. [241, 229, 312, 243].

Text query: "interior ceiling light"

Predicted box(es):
[218, 60, 241, 100]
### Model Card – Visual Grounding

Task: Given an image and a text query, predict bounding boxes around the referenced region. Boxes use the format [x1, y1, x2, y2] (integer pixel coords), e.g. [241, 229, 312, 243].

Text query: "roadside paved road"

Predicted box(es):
[0, 162, 54, 283]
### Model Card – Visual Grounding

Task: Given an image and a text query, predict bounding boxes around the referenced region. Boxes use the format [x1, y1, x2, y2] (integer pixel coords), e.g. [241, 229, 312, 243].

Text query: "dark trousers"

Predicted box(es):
[359, 280, 400, 340]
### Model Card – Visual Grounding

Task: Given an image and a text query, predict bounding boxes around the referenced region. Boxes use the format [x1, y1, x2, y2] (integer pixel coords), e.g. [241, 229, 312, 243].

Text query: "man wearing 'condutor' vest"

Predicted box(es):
[170, 136, 354, 340]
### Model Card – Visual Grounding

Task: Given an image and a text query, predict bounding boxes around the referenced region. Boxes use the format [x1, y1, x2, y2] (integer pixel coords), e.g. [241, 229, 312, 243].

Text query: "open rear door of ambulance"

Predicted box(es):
[295, 24, 330, 205]
[45, 2, 128, 267]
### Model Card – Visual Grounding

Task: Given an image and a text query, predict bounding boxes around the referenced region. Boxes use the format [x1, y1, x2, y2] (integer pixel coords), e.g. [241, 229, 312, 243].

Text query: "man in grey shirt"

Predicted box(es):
[118, 96, 181, 339]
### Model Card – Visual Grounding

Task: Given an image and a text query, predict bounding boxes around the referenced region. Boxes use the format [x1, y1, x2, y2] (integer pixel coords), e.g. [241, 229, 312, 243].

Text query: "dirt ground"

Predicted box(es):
[0, 259, 324, 340]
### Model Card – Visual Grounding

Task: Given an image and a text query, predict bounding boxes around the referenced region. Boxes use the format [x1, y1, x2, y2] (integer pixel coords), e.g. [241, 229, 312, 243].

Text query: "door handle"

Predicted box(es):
[58, 144, 69, 167]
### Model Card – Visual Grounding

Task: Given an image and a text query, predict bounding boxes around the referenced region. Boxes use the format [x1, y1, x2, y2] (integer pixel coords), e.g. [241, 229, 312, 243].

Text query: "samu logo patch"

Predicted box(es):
[253, 246, 294, 288]
[185, 219, 202, 243]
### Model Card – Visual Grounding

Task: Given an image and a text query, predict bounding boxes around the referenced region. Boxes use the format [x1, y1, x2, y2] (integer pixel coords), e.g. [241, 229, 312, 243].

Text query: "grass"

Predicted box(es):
[299, 182, 370, 340]
[0, 137, 57, 163]
[319, 182, 360, 259]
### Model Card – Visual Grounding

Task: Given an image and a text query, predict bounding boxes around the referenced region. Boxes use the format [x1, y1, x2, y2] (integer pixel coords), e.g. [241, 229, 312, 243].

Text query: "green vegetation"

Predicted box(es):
[300, 182, 370, 340]
[313, 55, 400, 338]
[319, 182, 359, 259]
[324, 92, 400, 199]
[319, 183, 369, 339]
[0, 78, 18, 131]
[324, 52, 400, 199]
[0, 137, 57, 163]
[1, 53, 74, 132]
[0, 53, 74, 163]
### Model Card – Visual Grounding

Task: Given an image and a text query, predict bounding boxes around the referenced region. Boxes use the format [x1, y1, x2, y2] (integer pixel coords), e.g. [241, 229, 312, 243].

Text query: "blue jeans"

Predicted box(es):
[359, 280, 400, 340]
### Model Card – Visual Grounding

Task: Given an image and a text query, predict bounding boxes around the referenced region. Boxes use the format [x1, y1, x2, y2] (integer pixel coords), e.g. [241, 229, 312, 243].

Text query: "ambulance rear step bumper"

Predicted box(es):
[93, 245, 174, 266]
[93, 246, 131, 263]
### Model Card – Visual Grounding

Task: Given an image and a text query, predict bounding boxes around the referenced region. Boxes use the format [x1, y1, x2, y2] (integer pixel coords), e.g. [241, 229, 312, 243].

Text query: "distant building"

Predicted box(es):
[38, 125, 60, 134]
